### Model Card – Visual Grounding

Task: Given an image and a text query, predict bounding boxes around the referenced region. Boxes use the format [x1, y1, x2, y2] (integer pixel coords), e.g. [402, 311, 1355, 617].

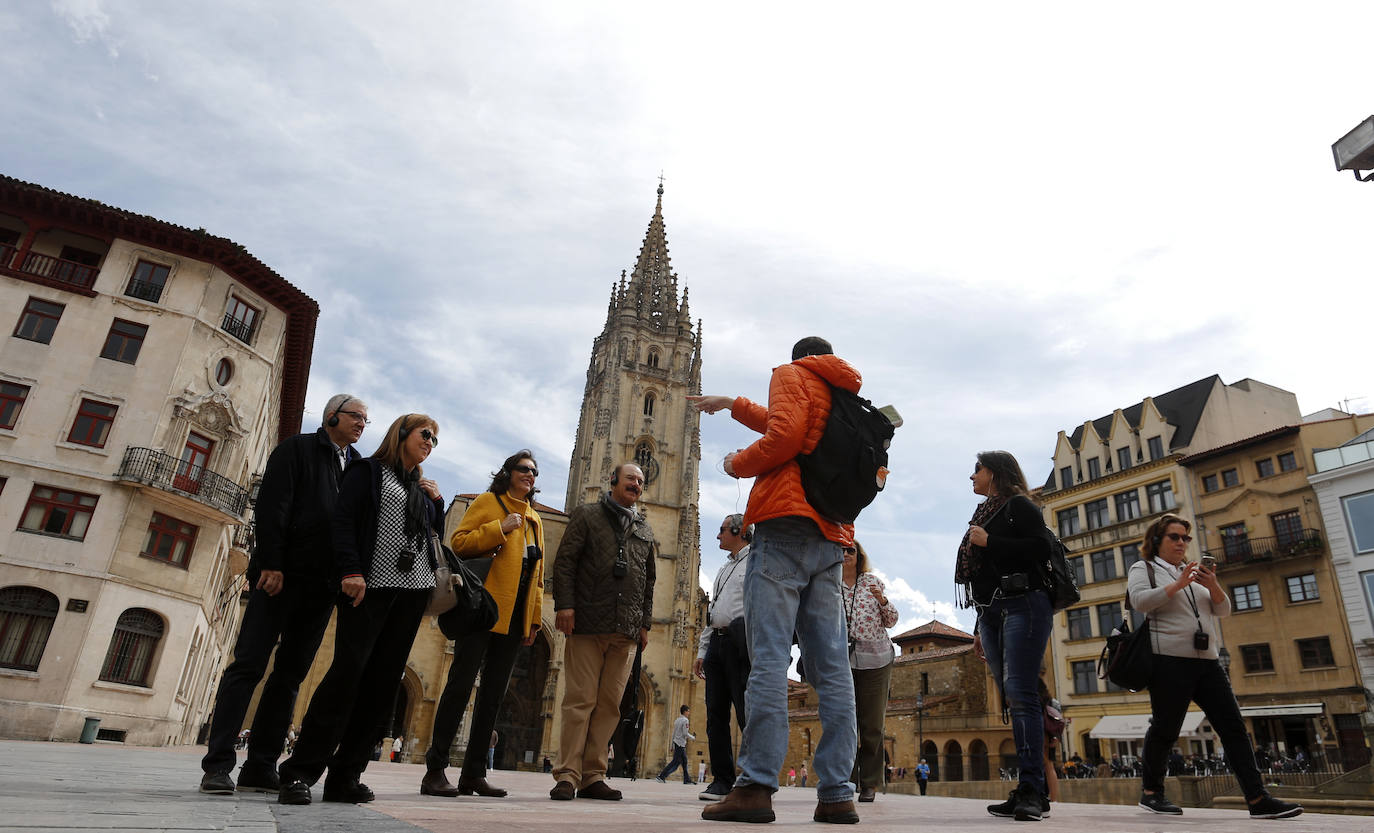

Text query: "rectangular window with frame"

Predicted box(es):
[1115, 489, 1141, 522]
[1202, 474, 1219, 493]
[1363, 570, 1374, 624]
[99, 319, 148, 364]
[1221, 468, 1240, 488]
[0, 381, 29, 430]
[1086, 457, 1101, 480]
[18, 485, 98, 539]
[1068, 555, 1086, 587]
[1117, 447, 1133, 472]
[1241, 643, 1274, 673]
[1345, 492, 1374, 554]
[1272, 509, 1303, 547]
[141, 512, 198, 568]
[125, 260, 170, 303]
[1146, 480, 1176, 513]
[1067, 607, 1092, 640]
[1296, 636, 1334, 668]
[1285, 572, 1318, 603]
[1057, 508, 1080, 537]
[1060, 466, 1074, 489]
[1095, 601, 1122, 638]
[13, 297, 64, 344]
[1085, 498, 1110, 529]
[1256, 457, 1275, 478]
[1121, 543, 1141, 572]
[1148, 436, 1164, 460]
[67, 399, 117, 447]
[1072, 660, 1097, 695]
[1277, 451, 1298, 472]
[1221, 521, 1250, 559]
[222, 295, 260, 344]
[1232, 582, 1262, 611]
[1090, 549, 1117, 582]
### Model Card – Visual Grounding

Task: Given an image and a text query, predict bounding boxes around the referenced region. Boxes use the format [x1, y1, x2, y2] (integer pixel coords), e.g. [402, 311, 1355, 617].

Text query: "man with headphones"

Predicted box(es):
[694, 514, 753, 801]
[549, 462, 657, 802]
[199, 393, 368, 796]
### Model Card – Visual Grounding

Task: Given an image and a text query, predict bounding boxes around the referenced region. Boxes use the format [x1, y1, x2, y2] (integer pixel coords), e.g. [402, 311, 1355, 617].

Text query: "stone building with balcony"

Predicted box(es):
[0, 176, 317, 745]
[1036, 375, 1299, 763]
[1178, 413, 1374, 771]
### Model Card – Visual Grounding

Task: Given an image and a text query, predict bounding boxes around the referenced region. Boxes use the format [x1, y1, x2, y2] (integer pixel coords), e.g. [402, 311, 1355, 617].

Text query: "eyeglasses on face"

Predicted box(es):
[511, 463, 538, 476]
[1165, 532, 1192, 543]
[419, 428, 438, 447]
[340, 410, 370, 424]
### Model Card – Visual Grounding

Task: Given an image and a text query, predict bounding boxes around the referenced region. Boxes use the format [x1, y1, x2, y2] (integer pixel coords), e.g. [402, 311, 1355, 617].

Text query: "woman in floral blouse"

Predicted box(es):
[842, 540, 898, 803]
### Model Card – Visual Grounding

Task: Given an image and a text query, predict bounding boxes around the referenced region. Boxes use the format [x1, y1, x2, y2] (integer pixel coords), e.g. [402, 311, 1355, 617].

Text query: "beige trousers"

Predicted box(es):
[552, 633, 636, 787]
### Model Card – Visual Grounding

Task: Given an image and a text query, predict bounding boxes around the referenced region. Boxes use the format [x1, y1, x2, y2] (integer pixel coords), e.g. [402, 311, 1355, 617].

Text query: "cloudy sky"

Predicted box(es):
[5, 1, 1369, 633]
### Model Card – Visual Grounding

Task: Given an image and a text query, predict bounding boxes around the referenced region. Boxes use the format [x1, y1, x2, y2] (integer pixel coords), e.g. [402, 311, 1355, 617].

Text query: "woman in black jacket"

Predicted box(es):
[955, 450, 1053, 822]
[277, 413, 444, 806]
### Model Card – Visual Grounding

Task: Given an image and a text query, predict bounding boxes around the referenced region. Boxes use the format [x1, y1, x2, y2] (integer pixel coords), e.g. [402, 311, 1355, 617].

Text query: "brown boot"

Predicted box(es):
[457, 775, 508, 797]
[857, 786, 876, 803]
[702, 784, 775, 823]
[814, 799, 859, 824]
[420, 769, 459, 797]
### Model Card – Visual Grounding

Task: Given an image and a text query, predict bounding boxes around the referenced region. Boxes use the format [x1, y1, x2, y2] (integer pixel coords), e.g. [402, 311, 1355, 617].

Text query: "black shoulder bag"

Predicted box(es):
[1097, 561, 1157, 691]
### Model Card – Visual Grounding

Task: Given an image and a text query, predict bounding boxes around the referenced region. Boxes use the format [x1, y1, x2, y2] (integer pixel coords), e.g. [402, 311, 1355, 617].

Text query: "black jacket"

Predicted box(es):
[333, 458, 445, 582]
[970, 494, 1052, 605]
[249, 428, 360, 585]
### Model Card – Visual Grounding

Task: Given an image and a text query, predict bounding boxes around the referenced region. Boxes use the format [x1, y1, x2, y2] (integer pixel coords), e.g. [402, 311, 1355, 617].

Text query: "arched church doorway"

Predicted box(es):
[493, 631, 551, 770]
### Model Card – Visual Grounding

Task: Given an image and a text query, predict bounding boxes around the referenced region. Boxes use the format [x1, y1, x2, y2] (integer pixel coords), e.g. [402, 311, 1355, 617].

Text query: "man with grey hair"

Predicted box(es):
[199, 395, 368, 796]
[695, 513, 753, 801]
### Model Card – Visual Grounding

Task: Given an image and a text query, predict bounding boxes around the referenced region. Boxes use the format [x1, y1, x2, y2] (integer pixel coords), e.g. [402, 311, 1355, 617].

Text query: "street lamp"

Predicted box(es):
[1332, 116, 1374, 181]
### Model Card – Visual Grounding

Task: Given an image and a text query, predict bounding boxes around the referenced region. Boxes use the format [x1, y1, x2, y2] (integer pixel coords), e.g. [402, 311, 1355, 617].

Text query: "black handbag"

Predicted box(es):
[1097, 561, 1157, 691]
[435, 544, 499, 640]
[1040, 535, 1082, 612]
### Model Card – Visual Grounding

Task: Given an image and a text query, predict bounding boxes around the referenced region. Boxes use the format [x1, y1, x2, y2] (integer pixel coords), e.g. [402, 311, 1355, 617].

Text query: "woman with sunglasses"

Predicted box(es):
[421, 450, 545, 798]
[841, 540, 897, 803]
[278, 414, 444, 805]
[956, 450, 1053, 822]
[1129, 514, 1301, 819]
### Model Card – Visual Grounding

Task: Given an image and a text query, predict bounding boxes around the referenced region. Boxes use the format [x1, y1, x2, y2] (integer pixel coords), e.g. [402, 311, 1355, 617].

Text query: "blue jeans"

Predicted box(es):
[736, 517, 855, 803]
[658, 743, 690, 782]
[978, 589, 1052, 796]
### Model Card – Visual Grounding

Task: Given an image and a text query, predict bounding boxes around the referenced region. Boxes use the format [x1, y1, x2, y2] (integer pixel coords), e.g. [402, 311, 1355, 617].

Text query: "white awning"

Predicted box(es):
[1089, 712, 1209, 739]
[1239, 703, 1324, 718]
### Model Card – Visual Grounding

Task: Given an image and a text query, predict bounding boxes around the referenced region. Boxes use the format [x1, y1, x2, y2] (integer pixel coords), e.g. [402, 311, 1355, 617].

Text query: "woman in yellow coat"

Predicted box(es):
[421, 450, 545, 798]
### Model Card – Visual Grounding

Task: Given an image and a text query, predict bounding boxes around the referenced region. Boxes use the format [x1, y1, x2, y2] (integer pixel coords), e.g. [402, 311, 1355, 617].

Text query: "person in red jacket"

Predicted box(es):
[690, 336, 861, 825]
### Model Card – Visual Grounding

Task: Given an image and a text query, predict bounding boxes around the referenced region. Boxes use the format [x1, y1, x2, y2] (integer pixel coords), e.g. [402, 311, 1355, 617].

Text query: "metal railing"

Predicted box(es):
[220, 313, 256, 344]
[14, 250, 99, 290]
[124, 278, 164, 303]
[0, 242, 15, 269]
[1206, 529, 1324, 567]
[232, 521, 255, 552]
[116, 447, 249, 518]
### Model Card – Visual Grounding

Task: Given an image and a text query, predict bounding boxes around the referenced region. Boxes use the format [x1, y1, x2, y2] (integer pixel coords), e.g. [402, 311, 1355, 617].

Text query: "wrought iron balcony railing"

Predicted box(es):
[220, 313, 256, 344]
[1205, 528, 1324, 568]
[116, 447, 249, 518]
[124, 278, 164, 303]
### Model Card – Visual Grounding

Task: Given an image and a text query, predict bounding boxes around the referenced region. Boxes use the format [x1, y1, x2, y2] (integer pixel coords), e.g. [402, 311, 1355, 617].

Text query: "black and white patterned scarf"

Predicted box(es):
[954, 495, 1009, 608]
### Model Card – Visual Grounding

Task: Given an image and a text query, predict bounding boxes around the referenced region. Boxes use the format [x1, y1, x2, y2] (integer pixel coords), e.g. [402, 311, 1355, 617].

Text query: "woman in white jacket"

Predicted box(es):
[1127, 513, 1301, 820]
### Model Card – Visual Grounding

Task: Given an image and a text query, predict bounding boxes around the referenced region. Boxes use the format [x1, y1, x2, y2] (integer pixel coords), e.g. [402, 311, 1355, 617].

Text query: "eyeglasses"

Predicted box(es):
[512, 464, 538, 476]
[340, 410, 370, 424]
[974, 462, 984, 472]
[1165, 532, 1192, 543]
[419, 428, 438, 447]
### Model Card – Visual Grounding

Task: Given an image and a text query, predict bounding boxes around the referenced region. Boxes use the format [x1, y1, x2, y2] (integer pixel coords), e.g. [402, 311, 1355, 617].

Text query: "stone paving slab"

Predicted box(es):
[0, 740, 1366, 832]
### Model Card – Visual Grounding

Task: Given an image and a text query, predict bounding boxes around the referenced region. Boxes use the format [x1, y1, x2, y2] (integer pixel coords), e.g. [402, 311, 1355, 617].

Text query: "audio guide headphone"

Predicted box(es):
[327, 396, 352, 428]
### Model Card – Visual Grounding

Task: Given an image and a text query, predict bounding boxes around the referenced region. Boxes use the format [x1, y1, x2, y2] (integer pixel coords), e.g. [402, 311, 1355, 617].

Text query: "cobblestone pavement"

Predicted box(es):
[0, 740, 1364, 832]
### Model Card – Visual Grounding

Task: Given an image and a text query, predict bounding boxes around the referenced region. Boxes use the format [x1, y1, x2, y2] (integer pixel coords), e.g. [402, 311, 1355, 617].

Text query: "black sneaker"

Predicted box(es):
[199, 771, 235, 795]
[1138, 792, 1183, 815]
[699, 781, 731, 801]
[322, 780, 375, 803]
[988, 789, 1019, 818]
[1248, 796, 1302, 819]
[236, 766, 280, 794]
[1040, 794, 1051, 818]
[278, 780, 311, 805]
[1013, 784, 1043, 821]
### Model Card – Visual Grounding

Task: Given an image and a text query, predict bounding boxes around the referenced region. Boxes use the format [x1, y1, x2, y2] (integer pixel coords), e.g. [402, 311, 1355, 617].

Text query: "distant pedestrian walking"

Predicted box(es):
[655, 705, 697, 783]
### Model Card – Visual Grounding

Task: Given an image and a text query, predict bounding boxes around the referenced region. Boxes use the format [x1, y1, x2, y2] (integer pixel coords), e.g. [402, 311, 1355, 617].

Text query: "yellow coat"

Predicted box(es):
[449, 491, 545, 637]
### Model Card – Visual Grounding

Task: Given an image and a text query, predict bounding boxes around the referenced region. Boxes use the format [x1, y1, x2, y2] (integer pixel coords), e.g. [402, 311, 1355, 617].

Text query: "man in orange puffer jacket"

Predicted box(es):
[690, 336, 862, 825]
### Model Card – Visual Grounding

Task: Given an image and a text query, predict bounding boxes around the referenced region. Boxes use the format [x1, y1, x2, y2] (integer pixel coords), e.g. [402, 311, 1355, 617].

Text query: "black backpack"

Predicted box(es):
[797, 384, 895, 524]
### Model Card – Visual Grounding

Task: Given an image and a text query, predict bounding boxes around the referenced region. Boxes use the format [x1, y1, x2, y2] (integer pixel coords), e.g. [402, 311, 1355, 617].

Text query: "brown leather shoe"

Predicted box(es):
[420, 769, 459, 798]
[858, 786, 876, 803]
[702, 784, 775, 823]
[457, 775, 508, 797]
[576, 780, 623, 800]
[549, 780, 576, 801]
[814, 799, 860, 823]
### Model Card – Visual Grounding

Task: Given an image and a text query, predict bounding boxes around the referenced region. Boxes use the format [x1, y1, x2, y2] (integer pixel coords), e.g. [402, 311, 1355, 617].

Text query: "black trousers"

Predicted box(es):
[702, 630, 749, 786]
[1143, 655, 1266, 800]
[278, 587, 429, 787]
[201, 581, 335, 775]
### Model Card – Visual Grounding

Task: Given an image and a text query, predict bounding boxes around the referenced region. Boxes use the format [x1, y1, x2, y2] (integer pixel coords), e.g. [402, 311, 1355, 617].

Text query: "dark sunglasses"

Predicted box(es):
[512, 463, 538, 476]
[842, 547, 857, 554]
[1165, 532, 1192, 543]
[419, 428, 438, 447]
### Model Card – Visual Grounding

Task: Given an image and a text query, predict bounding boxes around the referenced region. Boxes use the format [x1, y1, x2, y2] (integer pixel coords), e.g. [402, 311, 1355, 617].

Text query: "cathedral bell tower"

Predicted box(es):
[565, 183, 703, 764]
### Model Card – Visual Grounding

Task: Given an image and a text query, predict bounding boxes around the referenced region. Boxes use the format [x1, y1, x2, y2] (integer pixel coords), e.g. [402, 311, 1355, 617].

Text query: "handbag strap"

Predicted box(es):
[1124, 559, 1157, 611]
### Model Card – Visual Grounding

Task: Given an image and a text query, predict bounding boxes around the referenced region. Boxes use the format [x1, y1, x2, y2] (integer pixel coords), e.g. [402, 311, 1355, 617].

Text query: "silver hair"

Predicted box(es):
[322, 393, 360, 425]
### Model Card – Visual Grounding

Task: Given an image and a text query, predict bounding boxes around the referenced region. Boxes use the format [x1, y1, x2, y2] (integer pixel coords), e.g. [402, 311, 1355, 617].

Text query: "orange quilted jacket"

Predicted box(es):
[730, 353, 862, 546]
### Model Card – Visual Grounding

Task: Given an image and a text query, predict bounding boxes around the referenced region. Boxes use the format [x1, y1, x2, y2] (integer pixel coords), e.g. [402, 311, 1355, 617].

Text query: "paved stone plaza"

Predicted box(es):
[0, 740, 1366, 833]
